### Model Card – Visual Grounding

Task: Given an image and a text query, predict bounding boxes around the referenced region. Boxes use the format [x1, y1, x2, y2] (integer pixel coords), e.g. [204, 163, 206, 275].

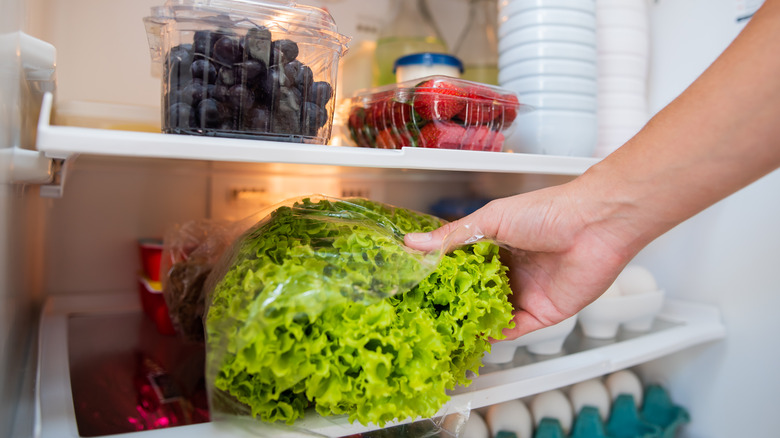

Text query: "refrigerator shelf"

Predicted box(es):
[36, 293, 725, 438]
[35, 92, 599, 176]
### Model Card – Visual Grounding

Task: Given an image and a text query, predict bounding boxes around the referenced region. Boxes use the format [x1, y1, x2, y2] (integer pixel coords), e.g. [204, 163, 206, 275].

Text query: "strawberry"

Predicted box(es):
[496, 93, 521, 124]
[348, 106, 373, 148]
[418, 121, 467, 149]
[364, 99, 389, 131]
[464, 125, 506, 151]
[412, 79, 467, 121]
[456, 85, 501, 125]
[375, 128, 397, 149]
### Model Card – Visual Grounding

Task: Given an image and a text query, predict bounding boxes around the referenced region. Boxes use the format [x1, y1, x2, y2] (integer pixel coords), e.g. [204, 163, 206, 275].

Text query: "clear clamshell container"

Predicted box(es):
[144, 0, 350, 143]
[345, 75, 530, 151]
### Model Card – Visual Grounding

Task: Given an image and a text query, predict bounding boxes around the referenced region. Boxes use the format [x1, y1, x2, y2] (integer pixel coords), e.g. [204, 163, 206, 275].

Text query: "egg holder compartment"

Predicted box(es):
[483, 315, 579, 364]
[578, 290, 665, 339]
[532, 385, 688, 438]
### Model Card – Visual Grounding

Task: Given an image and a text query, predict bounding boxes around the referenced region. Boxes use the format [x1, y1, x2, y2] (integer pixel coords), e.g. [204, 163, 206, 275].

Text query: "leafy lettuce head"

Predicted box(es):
[205, 197, 514, 427]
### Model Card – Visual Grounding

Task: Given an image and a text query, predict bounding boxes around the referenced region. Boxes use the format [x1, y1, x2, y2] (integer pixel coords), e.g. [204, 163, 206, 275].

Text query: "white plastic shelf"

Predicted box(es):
[35, 93, 599, 175]
[36, 294, 724, 438]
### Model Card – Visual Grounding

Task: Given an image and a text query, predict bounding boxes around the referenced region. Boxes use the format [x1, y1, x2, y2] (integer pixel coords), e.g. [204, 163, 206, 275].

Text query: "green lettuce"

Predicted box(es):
[205, 197, 514, 427]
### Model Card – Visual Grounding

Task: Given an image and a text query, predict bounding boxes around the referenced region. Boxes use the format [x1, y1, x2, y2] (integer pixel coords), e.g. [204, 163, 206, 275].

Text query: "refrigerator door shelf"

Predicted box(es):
[35, 92, 599, 177]
[36, 294, 725, 438]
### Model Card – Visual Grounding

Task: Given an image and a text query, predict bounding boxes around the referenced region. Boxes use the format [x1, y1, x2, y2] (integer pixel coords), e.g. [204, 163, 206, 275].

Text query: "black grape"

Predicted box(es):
[239, 59, 267, 84]
[213, 35, 242, 65]
[165, 44, 193, 84]
[271, 39, 299, 65]
[196, 98, 222, 128]
[228, 84, 255, 111]
[244, 105, 271, 132]
[168, 102, 195, 129]
[302, 101, 328, 136]
[180, 80, 205, 105]
[191, 59, 217, 84]
[244, 26, 272, 65]
[308, 81, 333, 107]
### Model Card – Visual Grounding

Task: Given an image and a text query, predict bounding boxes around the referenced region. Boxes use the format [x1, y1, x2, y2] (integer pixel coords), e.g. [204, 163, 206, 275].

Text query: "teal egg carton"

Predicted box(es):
[529, 385, 689, 438]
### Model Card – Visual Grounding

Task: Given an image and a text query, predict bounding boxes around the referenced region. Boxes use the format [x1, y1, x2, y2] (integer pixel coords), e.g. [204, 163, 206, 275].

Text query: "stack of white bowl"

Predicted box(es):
[595, 0, 650, 158]
[497, 0, 598, 157]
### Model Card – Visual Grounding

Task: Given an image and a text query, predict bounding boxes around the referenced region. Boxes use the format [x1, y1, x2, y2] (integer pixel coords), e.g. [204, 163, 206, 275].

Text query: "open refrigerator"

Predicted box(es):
[1, 0, 779, 437]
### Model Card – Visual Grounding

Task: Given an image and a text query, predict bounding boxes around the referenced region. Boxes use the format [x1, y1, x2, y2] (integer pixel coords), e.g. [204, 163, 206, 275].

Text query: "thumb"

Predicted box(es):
[404, 207, 495, 253]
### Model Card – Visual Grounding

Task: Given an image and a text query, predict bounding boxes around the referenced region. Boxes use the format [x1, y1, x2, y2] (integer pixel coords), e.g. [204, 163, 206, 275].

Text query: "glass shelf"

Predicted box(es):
[36, 294, 724, 438]
[35, 92, 599, 176]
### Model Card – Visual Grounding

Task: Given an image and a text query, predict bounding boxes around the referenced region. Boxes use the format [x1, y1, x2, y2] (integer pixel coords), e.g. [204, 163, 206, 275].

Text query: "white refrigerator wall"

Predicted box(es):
[638, 1, 780, 437]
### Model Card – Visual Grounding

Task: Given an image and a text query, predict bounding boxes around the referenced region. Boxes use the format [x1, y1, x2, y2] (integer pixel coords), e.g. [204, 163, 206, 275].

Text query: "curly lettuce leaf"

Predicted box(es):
[206, 197, 514, 427]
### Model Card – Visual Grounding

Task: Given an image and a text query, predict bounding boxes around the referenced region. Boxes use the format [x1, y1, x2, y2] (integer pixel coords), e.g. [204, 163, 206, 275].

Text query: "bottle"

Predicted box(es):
[372, 0, 448, 86]
[454, 0, 499, 85]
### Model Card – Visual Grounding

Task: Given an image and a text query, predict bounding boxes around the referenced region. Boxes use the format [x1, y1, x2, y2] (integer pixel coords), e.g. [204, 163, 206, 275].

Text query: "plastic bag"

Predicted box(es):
[161, 214, 260, 342]
[203, 195, 515, 435]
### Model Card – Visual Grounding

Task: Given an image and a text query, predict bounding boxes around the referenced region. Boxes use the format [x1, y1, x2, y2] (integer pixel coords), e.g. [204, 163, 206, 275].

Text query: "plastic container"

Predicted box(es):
[143, 0, 350, 144]
[137, 276, 176, 335]
[484, 314, 578, 363]
[138, 238, 164, 281]
[393, 52, 463, 83]
[345, 75, 530, 151]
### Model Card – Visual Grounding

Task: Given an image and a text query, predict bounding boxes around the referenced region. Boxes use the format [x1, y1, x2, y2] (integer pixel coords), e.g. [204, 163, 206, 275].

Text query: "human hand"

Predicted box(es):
[405, 181, 636, 341]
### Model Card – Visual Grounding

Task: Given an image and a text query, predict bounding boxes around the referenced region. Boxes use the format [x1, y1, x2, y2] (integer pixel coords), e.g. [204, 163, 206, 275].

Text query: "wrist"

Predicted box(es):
[569, 157, 671, 264]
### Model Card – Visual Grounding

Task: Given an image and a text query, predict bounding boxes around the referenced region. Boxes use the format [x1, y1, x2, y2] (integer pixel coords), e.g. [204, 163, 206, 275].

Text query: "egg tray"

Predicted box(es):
[533, 385, 689, 438]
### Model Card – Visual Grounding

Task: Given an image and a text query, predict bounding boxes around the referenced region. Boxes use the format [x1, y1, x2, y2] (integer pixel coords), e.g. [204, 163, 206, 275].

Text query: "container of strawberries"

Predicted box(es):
[345, 75, 530, 151]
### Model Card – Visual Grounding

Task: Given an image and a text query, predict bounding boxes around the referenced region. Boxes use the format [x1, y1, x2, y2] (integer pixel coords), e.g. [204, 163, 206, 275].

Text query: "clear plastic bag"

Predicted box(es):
[202, 195, 515, 435]
[161, 214, 261, 342]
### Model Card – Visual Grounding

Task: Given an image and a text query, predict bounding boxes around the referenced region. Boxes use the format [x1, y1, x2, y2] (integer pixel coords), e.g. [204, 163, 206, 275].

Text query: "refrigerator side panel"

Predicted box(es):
[639, 1, 775, 437]
[0, 0, 48, 436]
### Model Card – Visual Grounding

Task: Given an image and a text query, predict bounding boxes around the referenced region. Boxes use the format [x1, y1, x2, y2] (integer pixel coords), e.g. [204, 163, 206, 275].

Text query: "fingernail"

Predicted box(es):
[406, 232, 432, 243]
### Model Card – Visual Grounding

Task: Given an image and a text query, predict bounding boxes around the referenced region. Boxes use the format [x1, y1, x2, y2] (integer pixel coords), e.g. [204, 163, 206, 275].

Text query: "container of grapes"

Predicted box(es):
[144, 0, 350, 144]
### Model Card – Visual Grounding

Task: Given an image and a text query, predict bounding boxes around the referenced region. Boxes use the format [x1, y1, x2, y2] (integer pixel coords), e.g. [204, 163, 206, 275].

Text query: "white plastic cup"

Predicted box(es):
[498, 58, 597, 83]
[598, 53, 648, 77]
[518, 91, 598, 111]
[499, 41, 598, 66]
[502, 75, 597, 95]
[506, 108, 597, 156]
[499, 0, 596, 15]
[597, 27, 650, 57]
[598, 75, 647, 94]
[498, 24, 597, 52]
[499, 8, 596, 35]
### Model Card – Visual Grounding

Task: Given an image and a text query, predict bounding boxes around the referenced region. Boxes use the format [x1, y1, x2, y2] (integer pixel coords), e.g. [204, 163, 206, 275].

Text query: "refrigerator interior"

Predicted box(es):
[1, 0, 778, 437]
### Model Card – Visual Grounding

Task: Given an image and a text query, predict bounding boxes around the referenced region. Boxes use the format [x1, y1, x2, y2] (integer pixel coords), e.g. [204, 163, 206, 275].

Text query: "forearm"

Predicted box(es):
[575, 0, 780, 257]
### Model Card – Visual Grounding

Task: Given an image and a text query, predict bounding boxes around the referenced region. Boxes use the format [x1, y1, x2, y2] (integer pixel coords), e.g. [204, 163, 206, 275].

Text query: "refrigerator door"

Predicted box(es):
[639, 1, 778, 437]
[1, 1, 54, 437]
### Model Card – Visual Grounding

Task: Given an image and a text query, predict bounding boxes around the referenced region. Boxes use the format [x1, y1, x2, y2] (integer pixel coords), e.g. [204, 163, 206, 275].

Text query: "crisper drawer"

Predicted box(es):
[35, 293, 725, 438]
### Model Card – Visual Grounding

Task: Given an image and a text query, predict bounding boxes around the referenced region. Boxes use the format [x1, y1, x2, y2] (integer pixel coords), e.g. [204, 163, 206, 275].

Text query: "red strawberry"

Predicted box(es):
[375, 128, 397, 149]
[413, 79, 467, 121]
[365, 99, 389, 131]
[496, 93, 521, 124]
[464, 125, 506, 151]
[348, 107, 373, 147]
[456, 86, 501, 125]
[418, 121, 467, 149]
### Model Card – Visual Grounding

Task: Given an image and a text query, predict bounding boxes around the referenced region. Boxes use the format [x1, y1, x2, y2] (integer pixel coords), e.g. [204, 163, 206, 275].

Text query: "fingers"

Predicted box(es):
[405, 202, 502, 253]
[492, 308, 570, 342]
[404, 218, 488, 252]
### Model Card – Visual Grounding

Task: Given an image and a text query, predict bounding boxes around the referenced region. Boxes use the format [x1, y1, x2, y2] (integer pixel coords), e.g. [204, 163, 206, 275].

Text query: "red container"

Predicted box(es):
[345, 75, 531, 151]
[137, 276, 176, 336]
[138, 238, 164, 281]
